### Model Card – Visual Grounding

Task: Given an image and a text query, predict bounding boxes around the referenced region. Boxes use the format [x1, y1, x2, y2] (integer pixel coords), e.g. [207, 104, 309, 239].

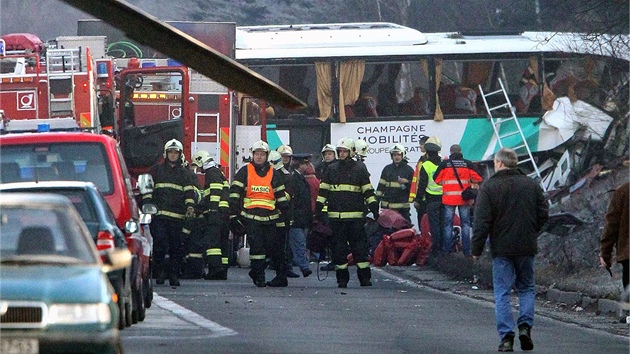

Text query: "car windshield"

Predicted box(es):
[0, 205, 97, 264]
[0, 143, 114, 194]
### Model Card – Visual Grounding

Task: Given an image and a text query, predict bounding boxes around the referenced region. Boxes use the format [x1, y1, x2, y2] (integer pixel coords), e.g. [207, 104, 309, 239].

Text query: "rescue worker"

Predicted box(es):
[229, 140, 290, 287]
[316, 137, 379, 288]
[408, 135, 430, 225]
[192, 150, 231, 280]
[144, 139, 196, 287]
[269, 150, 300, 278]
[353, 138, 370, 176]
[413, 136, 444, 255]
[276, 144, 294, 172]
[181, 155, 206, 279]
[315, 143, 337, 180]
[375, 143, 414, 222]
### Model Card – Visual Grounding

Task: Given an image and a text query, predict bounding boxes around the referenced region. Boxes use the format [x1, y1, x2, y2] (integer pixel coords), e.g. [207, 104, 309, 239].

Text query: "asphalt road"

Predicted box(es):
[121, 265, 629, 354]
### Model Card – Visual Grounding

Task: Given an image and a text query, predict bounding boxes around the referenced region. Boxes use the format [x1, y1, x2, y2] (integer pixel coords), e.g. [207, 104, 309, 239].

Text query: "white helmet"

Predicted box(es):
[389, 143, 406, 159]
[336, 137, 355, 153]
[321, 143, 338, 159]
[268, 150, 283, 170]
[164, 138, 183, 157]
[355, 139, 369, 158]
[250, 140, 270, 154]
[192, 150, 213, 168]
[276, 144, 293, 156]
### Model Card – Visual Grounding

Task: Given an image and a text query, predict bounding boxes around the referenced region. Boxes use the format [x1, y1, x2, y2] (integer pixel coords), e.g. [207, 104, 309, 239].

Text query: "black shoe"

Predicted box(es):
[249, 270, 266, 287]
[337, 282, 348, 288]
[267, 276, 288, 287]
[181, 273, 203, 279]
[498, 335, 514, 352]
[360, 280, 373, 287]
[518, 324, 533, 351]
[204, 270, 228, 280]
[302, 269, 312, 277]
[320, 263, 335, 271]
[286, 270, 300, 278]
[169, 277, 180, 287]
[156, 277, 165, 285]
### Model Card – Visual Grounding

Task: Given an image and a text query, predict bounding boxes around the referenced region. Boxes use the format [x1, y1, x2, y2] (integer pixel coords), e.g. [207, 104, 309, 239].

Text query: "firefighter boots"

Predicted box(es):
[205, 268, 228, 280]
[169, 259, 181, 287]
[357, 267, 373, 287]
[267, 275, 288, 287]
[248, 269, 266, 287]
[336, 269, 350, 288]
[155, 260, 166, 285]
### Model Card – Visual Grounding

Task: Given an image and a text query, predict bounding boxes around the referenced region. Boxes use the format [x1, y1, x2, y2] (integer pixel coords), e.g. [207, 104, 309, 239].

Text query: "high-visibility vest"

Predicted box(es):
[244, 163, 275, 210]
[422, 161, 442, 195]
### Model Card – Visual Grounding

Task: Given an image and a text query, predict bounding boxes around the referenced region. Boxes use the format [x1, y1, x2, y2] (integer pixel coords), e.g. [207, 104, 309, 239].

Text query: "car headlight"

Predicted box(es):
[48, 303, 111, 324]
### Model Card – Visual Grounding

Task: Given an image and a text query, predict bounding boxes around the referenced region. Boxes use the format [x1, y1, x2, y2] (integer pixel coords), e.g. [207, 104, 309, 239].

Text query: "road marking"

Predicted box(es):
[123, 293, 238, 339]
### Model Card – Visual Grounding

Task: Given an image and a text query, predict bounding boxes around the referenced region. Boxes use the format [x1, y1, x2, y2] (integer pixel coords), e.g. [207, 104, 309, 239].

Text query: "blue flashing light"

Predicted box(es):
[37, 123, 50, 132]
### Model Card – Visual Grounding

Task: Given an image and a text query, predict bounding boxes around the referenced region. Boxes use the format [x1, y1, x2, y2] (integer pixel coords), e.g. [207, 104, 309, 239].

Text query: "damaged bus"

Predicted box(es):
[234, 22, 628, 201]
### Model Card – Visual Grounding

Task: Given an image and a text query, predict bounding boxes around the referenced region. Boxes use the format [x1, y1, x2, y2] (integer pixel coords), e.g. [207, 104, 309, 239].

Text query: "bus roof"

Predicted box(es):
[235, 23, 629, 62]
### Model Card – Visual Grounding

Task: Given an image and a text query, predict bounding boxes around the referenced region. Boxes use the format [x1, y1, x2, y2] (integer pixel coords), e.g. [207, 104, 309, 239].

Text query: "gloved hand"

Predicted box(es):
[185, 206, 196, 219]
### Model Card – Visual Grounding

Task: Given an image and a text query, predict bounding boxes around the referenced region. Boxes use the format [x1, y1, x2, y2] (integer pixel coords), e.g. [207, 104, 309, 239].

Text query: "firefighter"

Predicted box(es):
[276, 144, 294, 172]
[316, 137, 379, 288]
[408, 135, 430, 225]
[229, 140, 290, 287]
[269, 150, 300, 278]
[375, 143, 415, 222]
[144, 139, 196, 287]
[181, 155, 206, 279]
[315, 143, 337, 180]
[191, 150, 231, 280]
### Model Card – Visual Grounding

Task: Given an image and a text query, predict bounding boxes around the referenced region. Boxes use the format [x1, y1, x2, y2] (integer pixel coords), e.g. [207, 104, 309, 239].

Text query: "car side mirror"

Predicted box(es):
[125, 220, 139, 234]
[141, 203, 157, 215]
[137, 173, 154, 194]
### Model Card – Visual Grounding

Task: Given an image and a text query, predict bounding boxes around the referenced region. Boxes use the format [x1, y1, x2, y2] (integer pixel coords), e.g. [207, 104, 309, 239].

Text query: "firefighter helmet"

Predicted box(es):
[268, 150, 283, 170]
[192, 150, 212, 168]
[390, 143, 406, 159]
[250, 140, 270, 154]
[424, 136, 442, 152]
[321, 143, 338, 159]
[276, 144, 293, 156]
[355, 139, 369, 158]
[336, 137, 355, 152]
[163, 139, 183, 157]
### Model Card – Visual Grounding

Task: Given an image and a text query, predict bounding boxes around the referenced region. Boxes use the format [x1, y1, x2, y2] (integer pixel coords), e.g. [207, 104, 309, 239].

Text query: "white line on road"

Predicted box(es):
[123, 293, 238, 339]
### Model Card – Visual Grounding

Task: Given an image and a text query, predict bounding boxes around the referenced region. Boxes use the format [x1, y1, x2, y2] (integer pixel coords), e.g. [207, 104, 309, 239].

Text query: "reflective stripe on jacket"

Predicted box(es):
[422, 161, 442, 196]
[434, 158, 482, 206]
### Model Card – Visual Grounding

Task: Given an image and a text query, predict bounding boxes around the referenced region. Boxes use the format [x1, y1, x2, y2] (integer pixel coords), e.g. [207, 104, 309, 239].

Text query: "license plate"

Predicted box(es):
[0, 338, 39, 354]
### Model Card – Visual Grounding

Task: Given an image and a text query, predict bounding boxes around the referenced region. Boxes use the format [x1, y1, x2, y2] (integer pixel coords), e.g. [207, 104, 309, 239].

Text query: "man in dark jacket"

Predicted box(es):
[376, 143, 414, 222]
[288, 153, 314, 277]
[600, 181, 629, 290]
[144, 139, 196, 287]
[316, 137, 379, 288]
[472, 147, 549, 352]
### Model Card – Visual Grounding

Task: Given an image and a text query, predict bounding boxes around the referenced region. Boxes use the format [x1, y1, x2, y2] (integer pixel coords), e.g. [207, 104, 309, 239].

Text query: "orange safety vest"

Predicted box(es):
[244, 163, 275, 210]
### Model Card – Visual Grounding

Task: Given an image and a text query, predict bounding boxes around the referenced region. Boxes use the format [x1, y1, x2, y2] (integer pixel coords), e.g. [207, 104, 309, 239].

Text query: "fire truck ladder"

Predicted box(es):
[478, 78, 546, 192]
[46, 48, 81, 118]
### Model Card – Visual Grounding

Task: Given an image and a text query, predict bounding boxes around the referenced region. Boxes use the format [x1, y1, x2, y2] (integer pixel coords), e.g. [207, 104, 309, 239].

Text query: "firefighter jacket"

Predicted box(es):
[316, 158, 378, 220]
[229, 162, 289, 224]
[375, 160, 414, 211]
[434, 154, 482, 206]
[198, 166, 230, 217]
[415, 155, 443, 203]
[144, 161, 196, 220]
[275, 166, 293, 228]
[408, 154, 427, 203]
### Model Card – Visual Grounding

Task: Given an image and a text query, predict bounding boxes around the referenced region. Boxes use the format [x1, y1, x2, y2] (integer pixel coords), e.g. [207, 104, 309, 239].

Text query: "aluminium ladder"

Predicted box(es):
[46, 48, 81, 118]
[478, 78, 546, 192]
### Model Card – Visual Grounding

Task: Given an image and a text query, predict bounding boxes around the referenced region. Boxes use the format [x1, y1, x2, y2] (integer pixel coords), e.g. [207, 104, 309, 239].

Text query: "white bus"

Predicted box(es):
[234, 22, 629, 194]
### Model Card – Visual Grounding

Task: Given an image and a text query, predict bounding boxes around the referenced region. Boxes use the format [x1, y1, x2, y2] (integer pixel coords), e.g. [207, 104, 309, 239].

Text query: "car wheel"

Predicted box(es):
[143, 264, 153, 308]
[136, 279, 146, 322]
[117, 297, 125, 330]
[124, 295, 133, 327]
[132, 280, 145, 323]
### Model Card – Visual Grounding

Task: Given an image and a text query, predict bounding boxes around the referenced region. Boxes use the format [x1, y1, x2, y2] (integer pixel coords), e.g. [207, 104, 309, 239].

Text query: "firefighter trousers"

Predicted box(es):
[244, 220, 286, 280]
[203, 213, 228, 277]
[329, 219, 370, 268]
[150, 216, 185, 281]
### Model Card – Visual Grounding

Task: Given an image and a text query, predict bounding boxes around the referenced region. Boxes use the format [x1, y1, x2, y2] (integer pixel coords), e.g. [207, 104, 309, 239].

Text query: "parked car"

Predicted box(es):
[0, 181, 137, 329]
[0, 131, 152, 322]
[0, 192, 130, 354]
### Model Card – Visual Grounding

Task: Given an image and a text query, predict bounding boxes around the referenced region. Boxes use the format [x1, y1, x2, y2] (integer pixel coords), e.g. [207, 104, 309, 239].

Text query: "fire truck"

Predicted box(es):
[0, 31, 237, 182]
[0, 33, 115, 132]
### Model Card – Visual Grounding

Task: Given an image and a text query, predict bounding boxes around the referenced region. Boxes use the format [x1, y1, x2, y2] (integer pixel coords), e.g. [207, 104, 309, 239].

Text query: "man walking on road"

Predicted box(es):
[472, 148, 549, 352]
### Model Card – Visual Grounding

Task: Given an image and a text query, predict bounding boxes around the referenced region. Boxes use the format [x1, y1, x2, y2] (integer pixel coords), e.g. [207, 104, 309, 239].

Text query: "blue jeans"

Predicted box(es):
[442, 204, 471, 255]
[289, 227, 310, 271]
[493, 256, 535, 340]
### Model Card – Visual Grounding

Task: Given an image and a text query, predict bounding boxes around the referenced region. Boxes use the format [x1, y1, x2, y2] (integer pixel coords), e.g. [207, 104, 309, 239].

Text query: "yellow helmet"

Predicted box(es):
[424, 136, 442, 152]
[192, 150, 213, 168]
[336, 137, 355, 152]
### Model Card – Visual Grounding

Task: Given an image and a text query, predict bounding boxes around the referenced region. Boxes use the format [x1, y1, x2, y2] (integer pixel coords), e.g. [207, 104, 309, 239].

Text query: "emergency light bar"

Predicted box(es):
[3, 117, 83, 133]
[0, 39, 5, 56]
